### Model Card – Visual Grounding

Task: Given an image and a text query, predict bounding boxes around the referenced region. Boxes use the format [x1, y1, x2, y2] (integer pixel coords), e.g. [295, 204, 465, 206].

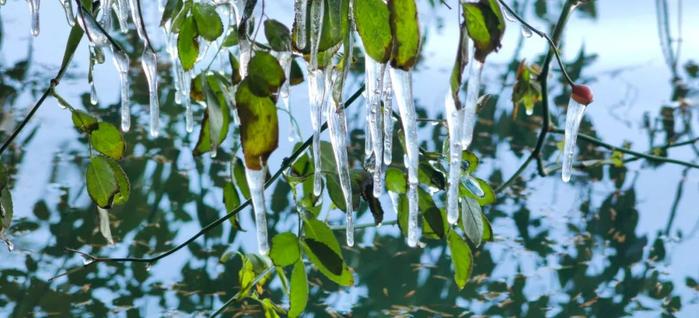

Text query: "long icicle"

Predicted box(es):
[245, 166, 270, 255]
[293, 0, 308, 50]
[131, 0, 160, 137]
[59, 0, 75, 27]
[390, 68, 419, 247]
[461, 45, 484, 150]
[101, 0, 113, 27]
[562, 85, 593, 182]
[111, 46, 131, 132]
[27, 0, 40, 36]
[114, 0, 130, 33]
[365, 57, 386, 198]
[382, 72, 394, 165]
[308, 0, 325, 196]
[445, 92, 463, 224]
[278, 52, 298, 141]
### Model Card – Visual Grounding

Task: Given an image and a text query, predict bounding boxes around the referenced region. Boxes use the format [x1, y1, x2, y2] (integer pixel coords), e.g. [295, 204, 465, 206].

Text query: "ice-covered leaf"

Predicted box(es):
[90, 122, 125, 160]
[98, 207, 114, 245]
[269, 232, 301, 267]
[289, 260, 308, 318]
[236, 79, 279, 170]
[264, 19, 291, 52]
[86, 156, 119, 209]
[460, 176, 495, 205]
[353, 0, 392, 63]
[449, 21, 468, 105]
[177, 17, 199, 71]
[462, 0, 506, 62]
[302, 218, 353, 286]
[388, 0, 420, 70]
[160, 0, 183, 27]
[292, 0, 349, 54]
[192, 2, 223, 41]
[228, 52, 242, 85]
[447, 229, 473, 290]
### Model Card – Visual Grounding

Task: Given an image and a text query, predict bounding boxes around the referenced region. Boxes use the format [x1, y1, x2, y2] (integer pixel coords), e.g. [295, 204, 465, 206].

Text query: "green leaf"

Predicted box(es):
[228, 52, 242, 85]
[223, 182, 240, 212]
[512, 60, 542, 116]
[482, 212, 493, 242]
[463, 151, 480, 174]
[247, 52, 286, 97]
[461, 176, 495, 205]
[170, 1, 191, 33]
[418, 187, 446, 240]
[289, 260, 308, 318]
[292, 0, 349, 58]
[86, 156, 119, 209]
[0, 187, 13, 233]
[269, 232, 301, 267]
[90, 122, 125, 160]
[264, 19, 291, 51]
[160, 0, 183, 27]
[388, 0, 420, 70]
[461, 196, 483, 246]
[462, 0, 506, 62]
[232, 157, 251, 199]
[353, 0, 392, 63]
[221, 26, 239, 47]
[106, 157, 130, 206]
[71, 110, 98, 133]
[289, 58, 305, 85]
[385, 167, 407, 193]
[449, 21, 468, 106]
[302, 218, 353, 286]
[447, 229, 473, 290]
[236, 79, 279, 170]
[177, 17, 199, 71]
[192, 2, 223, 41]
[204, 75, 228, 155]
[58, 25, 84, 80]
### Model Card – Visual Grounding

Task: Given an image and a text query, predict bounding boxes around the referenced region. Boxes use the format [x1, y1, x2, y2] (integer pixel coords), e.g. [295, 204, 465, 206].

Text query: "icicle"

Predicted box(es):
[278, 52, 297, 141]
[59, 0, 75, 26]
[77, 8, 110, 48]
[521, 25, 533, 38]
[88, 54, 98, 105]
[101, 0, 113, 27]
[309, 0, 324, 69]
[3, 239, 13, 252]
[26, 0, 40, 36]
[389, 68, 419, 247]
[245, 166, 270, 255]
[128, 0, 146, 41]
[182, 70, 193, 133]
[327, 102, 354, 246]
[307, 0, 326, 197]
[445, 92, 462, 224]
[382, 72, 394, 165]
[562, 84, 593, 182]
[142, 50, 160, 137]
[239, 39, 251, 78]
[294, 0, 308, 50]
[111, 46, 131, 132]
[365, 57, 386, 197]
[98, 207, 115, 245]
[461, 52, 483, 150]
[115, 0, 130, 33]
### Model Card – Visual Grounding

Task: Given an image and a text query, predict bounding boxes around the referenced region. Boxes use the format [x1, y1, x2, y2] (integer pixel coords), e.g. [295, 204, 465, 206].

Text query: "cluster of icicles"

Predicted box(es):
[29, 0, 162, 137]
[22, 0, 594, 254]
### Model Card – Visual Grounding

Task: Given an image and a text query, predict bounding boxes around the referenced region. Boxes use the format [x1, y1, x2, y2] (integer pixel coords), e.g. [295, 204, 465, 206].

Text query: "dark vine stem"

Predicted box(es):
[136, 0, 156, 53]
[496, 0, 577, 193]
[63, 85, 365, 269]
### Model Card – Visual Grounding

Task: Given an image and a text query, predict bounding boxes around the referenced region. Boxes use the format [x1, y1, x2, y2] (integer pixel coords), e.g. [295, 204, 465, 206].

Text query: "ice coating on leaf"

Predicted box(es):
[445, 92, 462, 224]
[77, 9, 109, 47]
[294, 0, 308, 50]
[562, 99, 586, 182]
[461, 196, 483, 247]
[239, 39, 251, 78]
[365, 57, 386, 197]
[327, 100, 354, 246]
[115, 0, 130, 33]
[98, 207, 115, 245]
[27, 0, 39, 36]
[382, 72, 394, 165]
[308, 69, 327, 196]
[142, 50, 160, 137]
[245, 166, 270, 255]
[465, 175, 485, 198]
[389, 68, 419, 247]
[461, 56, 483, 150]
[111, 46, 131, 132]
[278, 52, 296, 141]
[59, 0, 74, 26]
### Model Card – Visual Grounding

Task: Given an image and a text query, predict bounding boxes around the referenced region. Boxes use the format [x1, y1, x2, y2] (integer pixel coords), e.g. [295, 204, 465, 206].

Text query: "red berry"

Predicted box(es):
[571, 84, 593, 105]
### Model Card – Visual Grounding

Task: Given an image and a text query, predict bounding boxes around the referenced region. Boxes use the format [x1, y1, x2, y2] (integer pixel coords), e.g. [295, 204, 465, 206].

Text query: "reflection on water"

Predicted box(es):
[0, 0, 698, 316]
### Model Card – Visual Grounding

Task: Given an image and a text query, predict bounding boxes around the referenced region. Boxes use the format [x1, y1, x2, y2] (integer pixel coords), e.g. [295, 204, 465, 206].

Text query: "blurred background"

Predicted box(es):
[0, 0, 698, 316]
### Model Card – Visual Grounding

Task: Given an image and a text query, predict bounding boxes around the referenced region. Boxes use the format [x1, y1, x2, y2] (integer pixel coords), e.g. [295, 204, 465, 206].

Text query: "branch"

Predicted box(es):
[64, 85, 365, 267]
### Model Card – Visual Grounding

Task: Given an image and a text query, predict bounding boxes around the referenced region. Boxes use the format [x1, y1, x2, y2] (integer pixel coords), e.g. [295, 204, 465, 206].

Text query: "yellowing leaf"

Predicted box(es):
[236, 79, 279, 170]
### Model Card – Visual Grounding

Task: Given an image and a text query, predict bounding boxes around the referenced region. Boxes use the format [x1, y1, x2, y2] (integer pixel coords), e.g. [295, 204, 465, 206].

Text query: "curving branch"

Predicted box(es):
[64, 85, 365, 268]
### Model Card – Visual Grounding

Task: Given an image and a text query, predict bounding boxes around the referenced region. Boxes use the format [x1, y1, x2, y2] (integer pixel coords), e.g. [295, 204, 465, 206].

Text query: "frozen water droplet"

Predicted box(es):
[145, 262, 153, 272]
[27, 0, 40, 36]
[3, 239, 14, 252]
[521, 25, 533, 38]
[80, 254, 93, 266]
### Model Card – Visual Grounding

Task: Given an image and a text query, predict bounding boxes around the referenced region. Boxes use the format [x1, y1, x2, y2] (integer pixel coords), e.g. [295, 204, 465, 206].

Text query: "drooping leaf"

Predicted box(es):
[388, 0, 421, 70]
[228, 52, 242, 85]
[247, 52, 286, 97]
[302, 218, 353, 286]
[385, 167, 407, 193]
[177, 17, 199, 71]
[289, 260, 309, 318]
[481, 213, 493, 242]
[447, 229, 474, 290]
[90, 122, 125, 160]
[236, 79, 279, 170]
[353, 0, 392, 63]
[449, 20, 469, 107]
[460, 176, 495, 205]
[462, 0, 506, 62]
[461, 196, 483, 247]
[221, 26, 239, 47]
[86, 156, 119, 209]
[160, 0, 183, 27]
[58, 25, 84, 80]
[289, 58, 305, 85]
[264, 19, 291, 51]
[223, 182, 240, 212]
[0, 187, 13, 234]
[106, 157, 130, 206]
[418, 187, 446, 240]
[192, 2, 223, 41]
[232, 157, 251, 198]
[269, 232, 301, 267]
